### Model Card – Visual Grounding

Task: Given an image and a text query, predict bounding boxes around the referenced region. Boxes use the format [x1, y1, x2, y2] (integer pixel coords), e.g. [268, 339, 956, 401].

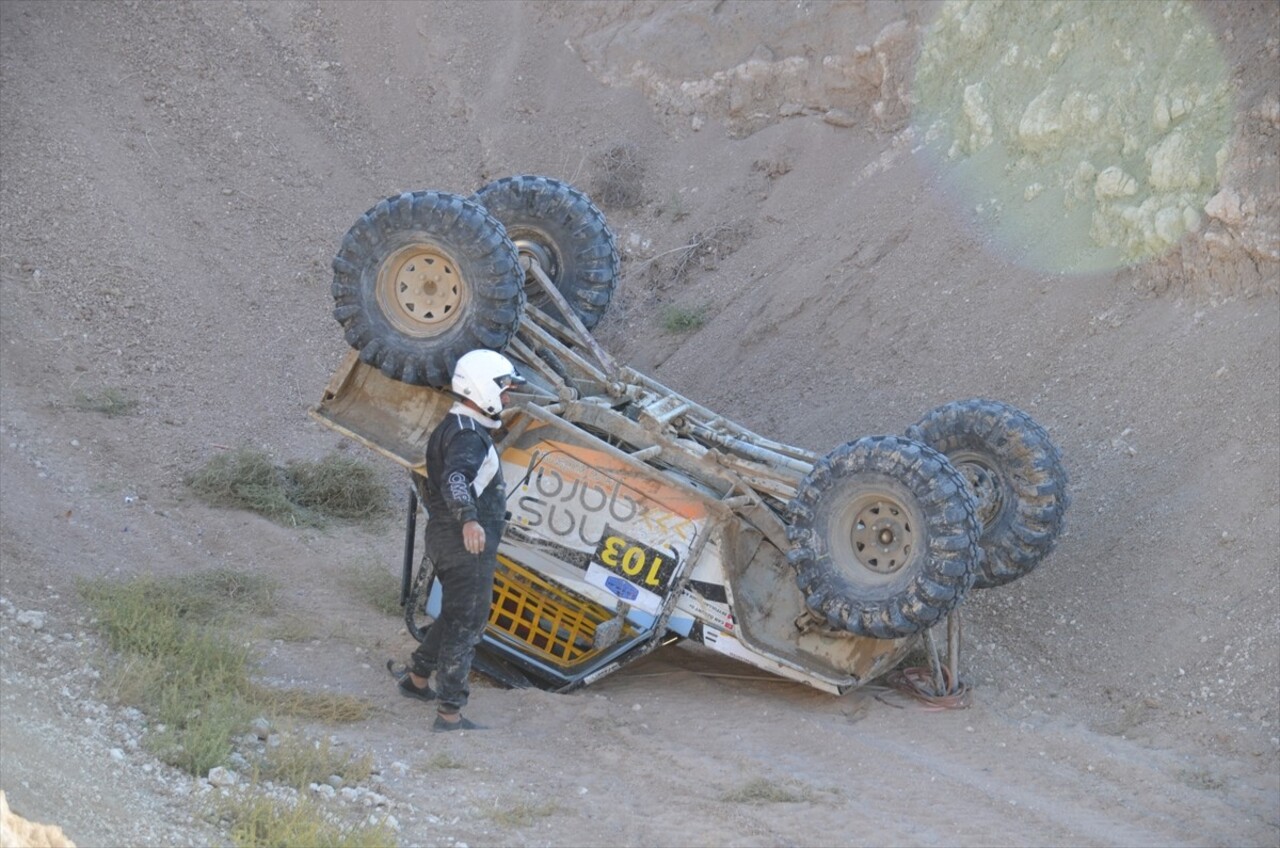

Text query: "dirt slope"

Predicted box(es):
[1, 1, 1276, 846]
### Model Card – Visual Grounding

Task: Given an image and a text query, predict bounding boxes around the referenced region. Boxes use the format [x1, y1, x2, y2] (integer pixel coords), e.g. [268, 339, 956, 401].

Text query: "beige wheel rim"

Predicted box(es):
[375, 243, 467, 337]
[828, 484, 924, 585]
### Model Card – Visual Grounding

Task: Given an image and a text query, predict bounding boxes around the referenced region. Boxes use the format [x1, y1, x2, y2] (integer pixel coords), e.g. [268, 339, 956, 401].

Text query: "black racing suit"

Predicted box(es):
[410, 406, 507, 713]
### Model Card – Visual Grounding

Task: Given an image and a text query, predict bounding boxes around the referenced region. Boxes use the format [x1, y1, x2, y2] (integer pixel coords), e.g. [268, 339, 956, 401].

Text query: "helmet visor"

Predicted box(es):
[494, 372, 527, 391]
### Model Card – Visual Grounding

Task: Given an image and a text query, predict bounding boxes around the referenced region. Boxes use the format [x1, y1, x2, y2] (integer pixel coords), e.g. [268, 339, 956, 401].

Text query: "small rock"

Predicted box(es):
[1204, 188, 1244, 227]
[823, 108, 857, 128]
[16, 610, 45, 630]
[207, 766, 238, 787]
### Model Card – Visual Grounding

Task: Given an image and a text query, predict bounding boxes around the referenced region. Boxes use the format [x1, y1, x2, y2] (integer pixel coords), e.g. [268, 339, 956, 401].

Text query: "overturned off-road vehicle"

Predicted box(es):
[313, 175, 1070, 695]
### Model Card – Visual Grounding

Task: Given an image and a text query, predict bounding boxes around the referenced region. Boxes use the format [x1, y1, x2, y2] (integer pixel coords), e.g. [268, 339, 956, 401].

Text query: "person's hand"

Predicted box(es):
[462, 520, 486, 555]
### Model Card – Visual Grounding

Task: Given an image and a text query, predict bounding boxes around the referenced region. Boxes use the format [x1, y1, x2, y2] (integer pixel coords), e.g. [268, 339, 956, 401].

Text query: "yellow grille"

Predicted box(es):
[488, 554, 630, 669]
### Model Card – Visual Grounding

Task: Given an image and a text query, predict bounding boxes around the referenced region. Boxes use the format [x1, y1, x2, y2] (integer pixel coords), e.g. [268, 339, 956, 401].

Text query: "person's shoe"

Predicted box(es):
[398, 674, 436, 702]
[432, 713, 484, 732]
[387, 660, 435, 702]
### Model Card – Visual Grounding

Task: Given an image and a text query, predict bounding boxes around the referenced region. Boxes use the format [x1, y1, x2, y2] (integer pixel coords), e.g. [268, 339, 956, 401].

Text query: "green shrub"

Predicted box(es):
[151, 691, 252, 776]
[81, 570, 373, 777]
[81, 574, 259, 773]
[81, 569, 271, 654]
[661, 305, 708, 333]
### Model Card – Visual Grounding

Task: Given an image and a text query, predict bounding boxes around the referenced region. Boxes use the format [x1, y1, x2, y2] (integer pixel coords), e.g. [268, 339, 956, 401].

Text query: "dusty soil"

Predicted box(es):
[1, 1, 1277, 846]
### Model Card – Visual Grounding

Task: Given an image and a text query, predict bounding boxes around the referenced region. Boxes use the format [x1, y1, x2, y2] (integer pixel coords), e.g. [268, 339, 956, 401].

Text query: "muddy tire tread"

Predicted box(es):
[472, 175, 618, 329]
[331, 190, 522, 387]
[906, 398, 1070, 588]
[786, 435, 980, 639]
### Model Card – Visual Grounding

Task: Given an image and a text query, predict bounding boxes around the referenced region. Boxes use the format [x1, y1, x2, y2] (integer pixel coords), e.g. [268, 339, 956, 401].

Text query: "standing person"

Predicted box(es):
[392, 349, 524, 732]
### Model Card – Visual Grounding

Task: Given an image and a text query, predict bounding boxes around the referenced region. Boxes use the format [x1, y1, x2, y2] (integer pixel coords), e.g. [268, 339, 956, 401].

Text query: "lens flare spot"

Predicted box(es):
[912, 0, 1233, 274]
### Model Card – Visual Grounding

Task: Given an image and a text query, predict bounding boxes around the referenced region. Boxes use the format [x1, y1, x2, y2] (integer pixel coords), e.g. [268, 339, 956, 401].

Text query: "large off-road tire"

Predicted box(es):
[331, 191, 523, 387]
[786, 435, 980, 639]
[906, 399, 1070, 589]
[472, 175, 618, 329]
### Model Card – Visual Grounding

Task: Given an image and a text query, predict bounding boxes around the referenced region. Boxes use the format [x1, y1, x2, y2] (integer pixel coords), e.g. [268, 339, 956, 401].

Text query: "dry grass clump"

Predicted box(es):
[72, 386, 138, 416]
[719, 777, 817, 803]
[185, 448, 390, 527]
[664, 220, 751, 285]
[185, 448, 304, 523]
[286, 454, 387, 520]
[425, 751, 467, 770]
[752, 153, 794, 180]
[486, 799, 560, 827]
[249, 686, 375, 724]
[257, 733, 374, 790]
[215, 793, 396, 848]
[636, 219, 752, 300]
[260, 612, 317, 643]
[591, 142, 645, 209]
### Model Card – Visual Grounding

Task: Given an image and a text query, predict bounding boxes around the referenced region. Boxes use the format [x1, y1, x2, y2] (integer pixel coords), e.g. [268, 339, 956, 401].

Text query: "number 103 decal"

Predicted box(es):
[593, 529, 679, 591]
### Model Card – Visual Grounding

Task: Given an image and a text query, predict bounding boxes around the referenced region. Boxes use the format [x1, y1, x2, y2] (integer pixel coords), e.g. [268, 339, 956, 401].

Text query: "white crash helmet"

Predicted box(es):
[451, 349, 525, 416]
